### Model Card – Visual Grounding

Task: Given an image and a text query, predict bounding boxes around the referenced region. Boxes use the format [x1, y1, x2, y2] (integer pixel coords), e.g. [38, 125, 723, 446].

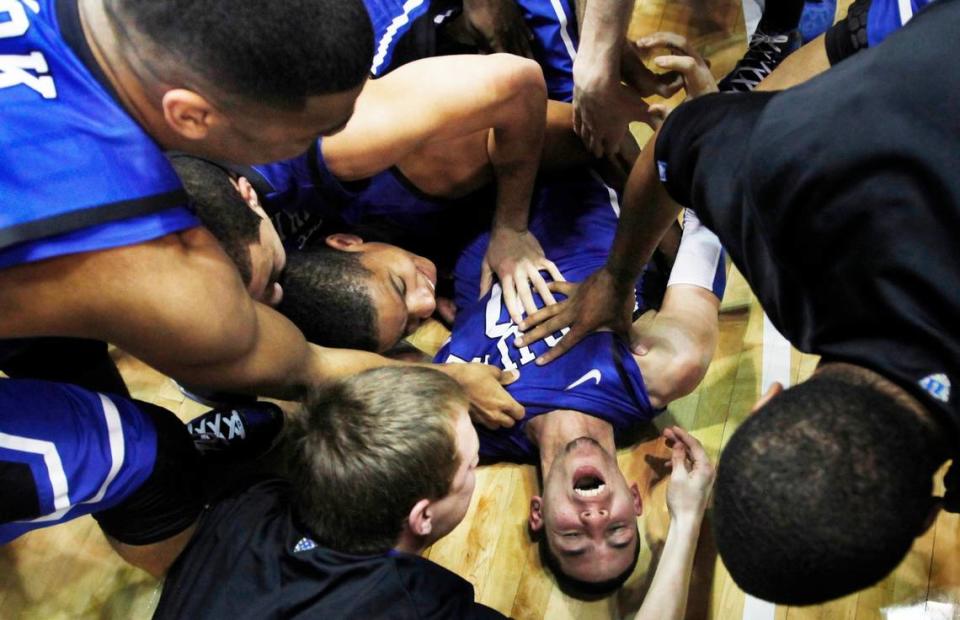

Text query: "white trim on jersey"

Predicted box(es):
[82, 394, 126, 505]
[589, 169, 621, 217]
[546, 0, 578, 62]
[0, 431, 71, 522]
[370, 0, 427, 76]
[898, 0, 915, 23]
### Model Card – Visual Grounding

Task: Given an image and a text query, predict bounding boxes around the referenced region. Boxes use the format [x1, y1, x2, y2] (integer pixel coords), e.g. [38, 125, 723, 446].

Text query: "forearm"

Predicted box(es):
[633, 515, 703, 620]
[757, 34, 830, 91]
[605, 131, 683, 285]
[488, 64, 547, 231]
[575, 0, 635, 79]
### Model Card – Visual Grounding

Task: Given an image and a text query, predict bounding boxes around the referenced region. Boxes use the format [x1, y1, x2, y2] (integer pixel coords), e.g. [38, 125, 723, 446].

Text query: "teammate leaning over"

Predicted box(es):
[0, 0, 520, 419]
[155, 367, 506, 619]
[519, 4, 960, 604]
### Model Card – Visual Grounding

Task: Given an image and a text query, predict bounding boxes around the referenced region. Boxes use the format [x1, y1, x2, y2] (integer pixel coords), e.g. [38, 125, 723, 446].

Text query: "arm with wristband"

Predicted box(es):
[631, 208, 724, 408]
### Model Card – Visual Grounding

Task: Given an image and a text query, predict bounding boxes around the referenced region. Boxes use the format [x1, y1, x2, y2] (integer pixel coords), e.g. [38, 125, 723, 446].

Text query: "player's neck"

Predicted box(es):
[78, 0, 175, 147]
[528, 409, 616, 474]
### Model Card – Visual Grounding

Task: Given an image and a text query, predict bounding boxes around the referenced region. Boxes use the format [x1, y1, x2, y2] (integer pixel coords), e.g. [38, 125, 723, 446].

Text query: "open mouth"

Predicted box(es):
[573, 466, 606, 498]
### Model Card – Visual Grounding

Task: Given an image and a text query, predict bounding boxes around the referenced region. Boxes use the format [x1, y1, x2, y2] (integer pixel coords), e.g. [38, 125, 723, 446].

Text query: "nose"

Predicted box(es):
[580, 508, 609, 521]
[409, 276, 437, 320]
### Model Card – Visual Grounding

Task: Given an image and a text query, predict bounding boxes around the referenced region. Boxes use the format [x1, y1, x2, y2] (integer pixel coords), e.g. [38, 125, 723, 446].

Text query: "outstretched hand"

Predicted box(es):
[438, 362, 525, 430]
[515, 268, 635, 365]
[481, 227, 564, 325]
[663, 426, 715, 520]
[633, 33, 718, 100]
[574, 39, 684, 157]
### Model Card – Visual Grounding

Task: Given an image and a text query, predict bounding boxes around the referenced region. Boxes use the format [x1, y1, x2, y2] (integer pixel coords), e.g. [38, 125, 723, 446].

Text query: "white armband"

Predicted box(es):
[666, 208, 726, 297]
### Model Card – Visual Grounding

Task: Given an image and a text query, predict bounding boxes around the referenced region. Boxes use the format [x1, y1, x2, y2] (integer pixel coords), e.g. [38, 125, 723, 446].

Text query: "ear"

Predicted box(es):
[629, 482, 643, 516]
[751, 382, 784, 413]
[236, 177, 265, 213]
[529, 496, 545, 532]
[325, 233, 365, 252]
[161, 89, 218, 141]
[407, 498, 433, 538]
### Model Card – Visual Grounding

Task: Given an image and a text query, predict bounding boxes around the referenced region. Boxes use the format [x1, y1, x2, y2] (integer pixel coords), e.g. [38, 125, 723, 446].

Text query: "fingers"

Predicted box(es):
[500, 274, 524, 324]
[498, 368, 520, 387]
[544, 261, 565, 283]
[663, 426, 711, 472]
[517, 299, 566, 335]
[653, 55, 701, 76]
[514, 270, 539, 319]
[670, 434, 689, 478]
[635, 32, 697, 58]
[531, 269, 557, 307]
[545, 279, 577, 296]
[533, 324, 581, 365]
[473, 407, 516, 430]
[479, 262, 494, 299]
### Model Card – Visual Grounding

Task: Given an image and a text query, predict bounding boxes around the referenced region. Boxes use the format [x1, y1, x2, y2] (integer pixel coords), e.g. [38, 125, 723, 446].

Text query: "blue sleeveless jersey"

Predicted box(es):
[436, 169, 658, 462]
[0, 379, 157, 543]
[251, 141, 485, 254]
[868, 0, 935, 46]
[363, 0, 577, 99]
[0, 0, 197, 268]
[517, 0, 579, 100]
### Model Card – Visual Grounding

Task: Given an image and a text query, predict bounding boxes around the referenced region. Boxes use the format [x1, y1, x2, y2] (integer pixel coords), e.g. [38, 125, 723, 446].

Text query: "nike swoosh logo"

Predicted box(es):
[565, 369, 602, 390]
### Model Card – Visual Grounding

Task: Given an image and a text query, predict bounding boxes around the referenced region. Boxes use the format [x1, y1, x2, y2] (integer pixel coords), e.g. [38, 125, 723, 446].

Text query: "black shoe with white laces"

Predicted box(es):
[718, 29, 802, 92]
[185, 402, 284, 464]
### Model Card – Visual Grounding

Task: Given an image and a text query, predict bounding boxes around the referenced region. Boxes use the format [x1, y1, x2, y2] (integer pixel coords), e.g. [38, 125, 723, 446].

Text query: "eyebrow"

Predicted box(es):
[558, 546, 588, 557]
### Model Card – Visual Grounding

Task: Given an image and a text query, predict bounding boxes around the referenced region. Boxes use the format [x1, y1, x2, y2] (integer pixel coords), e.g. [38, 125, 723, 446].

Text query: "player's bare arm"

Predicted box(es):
[631, 284, 720, 409]
[630, 426, 714, 620]
[0, 227, 524, 421]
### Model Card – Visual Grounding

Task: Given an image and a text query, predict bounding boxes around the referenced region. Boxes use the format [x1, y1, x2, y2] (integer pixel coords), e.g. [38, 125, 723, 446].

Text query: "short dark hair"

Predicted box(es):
[289, 367, 467, 554]
[109, 0, 373, 107]
[168, 155, 261, 285]
[536, 523, 641, 600]
[714, 375, 942, 605]
[277, 247, 381, 351]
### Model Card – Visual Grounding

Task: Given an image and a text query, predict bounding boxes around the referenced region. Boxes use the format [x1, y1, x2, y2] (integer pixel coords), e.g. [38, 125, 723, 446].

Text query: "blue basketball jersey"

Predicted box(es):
[516, 0, 579, 100]
[451, 168, 628, 310]
[868, 0, 935, 46]
[436, 169, 657, 462]
[0, 379, 157, 543]
[0, 0, 197, 268]
[362, 0, 577, 98]
[250, 141, 484, 252]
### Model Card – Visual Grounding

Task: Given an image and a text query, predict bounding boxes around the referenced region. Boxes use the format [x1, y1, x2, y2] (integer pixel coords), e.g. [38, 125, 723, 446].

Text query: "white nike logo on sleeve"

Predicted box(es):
[565, 369, 602, 390]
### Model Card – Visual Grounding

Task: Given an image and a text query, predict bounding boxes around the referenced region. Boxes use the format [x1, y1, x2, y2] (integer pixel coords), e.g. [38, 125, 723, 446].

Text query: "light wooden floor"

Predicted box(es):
[2, 1, 959, 618]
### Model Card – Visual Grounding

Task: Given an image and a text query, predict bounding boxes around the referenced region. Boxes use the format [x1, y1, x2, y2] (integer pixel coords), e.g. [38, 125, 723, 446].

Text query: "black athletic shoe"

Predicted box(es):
[718, 29, 802, 92]
[185, 402, 285, 464]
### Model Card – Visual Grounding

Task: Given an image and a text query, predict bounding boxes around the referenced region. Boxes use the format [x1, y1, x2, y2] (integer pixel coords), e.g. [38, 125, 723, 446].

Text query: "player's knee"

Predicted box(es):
[487, 54, 548, 102]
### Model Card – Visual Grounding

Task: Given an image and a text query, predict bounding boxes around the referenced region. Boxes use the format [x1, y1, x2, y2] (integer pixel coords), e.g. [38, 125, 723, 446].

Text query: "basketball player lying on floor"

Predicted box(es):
[433, 161, 725, 598]
[183, 95, 724, 598]
[151, 367, 714, 619]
